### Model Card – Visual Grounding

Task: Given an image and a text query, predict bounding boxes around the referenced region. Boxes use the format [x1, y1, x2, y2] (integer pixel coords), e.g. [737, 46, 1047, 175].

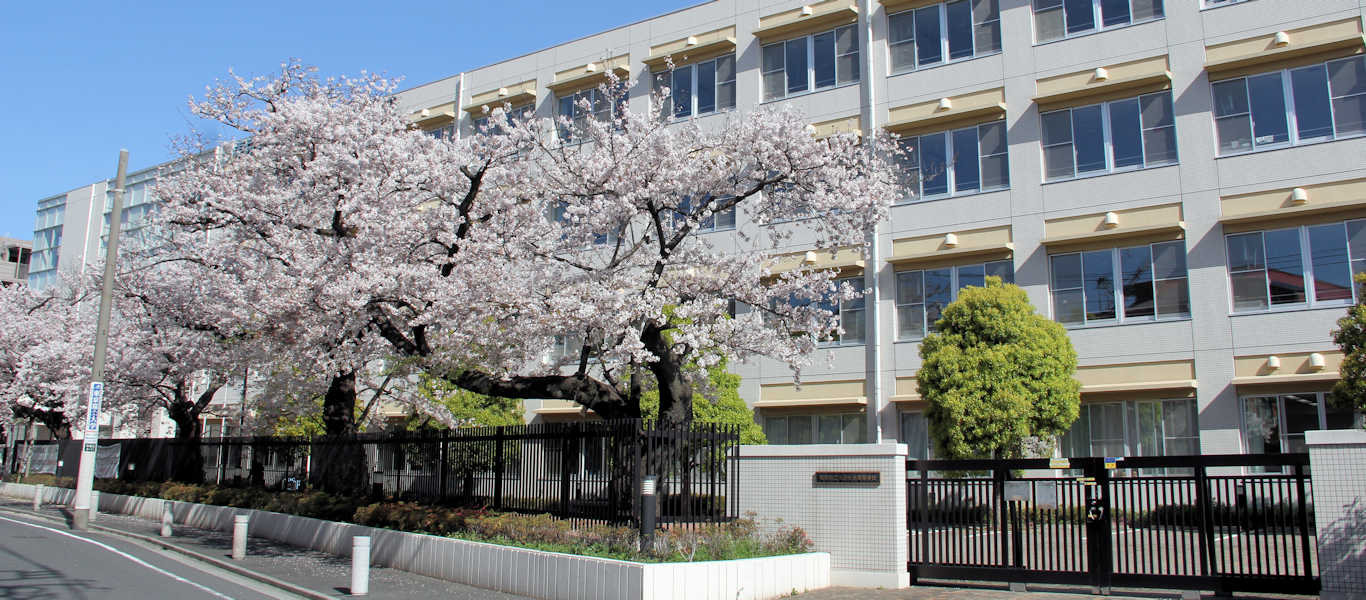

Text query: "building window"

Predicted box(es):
[1212, 56, 1366, 156]
[1242, 393, 1360, 466]
[556, 86, 623, 142]
[1033, 0, 1163, 43]
[676, 196, 737, 232]
[1060, 399, 1199, 471]
[473, 104, 533, 135]
[1227, 219, 1366, 313]
[897, 120, 1009, 200]
[888, 0, 1001, 74]
[900, 412, 934, 459]
[652, 54, 737, 119]
[1201, 0, 1248, 7]
[896, 260, 1013, 339]
[765, 413, 867, 444]
[1050, 240, 1189, 327]
[1042, 90, 1177, 180]
[761, 25, 859, 101]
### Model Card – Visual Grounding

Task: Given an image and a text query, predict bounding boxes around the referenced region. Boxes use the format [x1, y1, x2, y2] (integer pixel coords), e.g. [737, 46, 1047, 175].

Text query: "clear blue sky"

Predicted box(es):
[0, 0, 689, 240]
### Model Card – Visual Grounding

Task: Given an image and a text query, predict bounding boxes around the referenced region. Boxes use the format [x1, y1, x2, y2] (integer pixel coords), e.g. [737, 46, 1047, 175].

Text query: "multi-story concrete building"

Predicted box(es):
[0, 238, 31, 286]
[32, 0, 1366, 457]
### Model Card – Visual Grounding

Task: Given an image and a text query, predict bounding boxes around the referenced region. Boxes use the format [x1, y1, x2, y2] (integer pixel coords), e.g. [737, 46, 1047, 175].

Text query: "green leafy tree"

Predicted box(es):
[918, 278, 1080, 459]
[400, 375, 524, 431]
[1332, 273, 1366, 418]
[640, 360, 766, 444]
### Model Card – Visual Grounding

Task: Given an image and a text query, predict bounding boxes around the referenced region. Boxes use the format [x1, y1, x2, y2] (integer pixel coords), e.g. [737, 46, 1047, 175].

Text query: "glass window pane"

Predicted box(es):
[765, 417, 789, 444]
[1141, 92, 1174, 128]
[1328, 56, 1366, 98]
[1053, 289, 1085, 325]
[762, 44, 785, 100]
[1034, 1, 1065, 42]
[1100, 0, 1130, 27]
[985, 260, 1014, 284]
[1231, 271, 1269, 312]
[957, 263, 985, 290]
[899, 303, 926, 339]
[1064, 0, 1095, 33]
[1155, 277, 1190, 318]
[1216, 115, 1254, 154]
[973, 0, 1001, 53]
[1332, 94, 1366, 137]
[889, 11, 917, 71]
[1051, 253, 1082, 289]
[1083, 249, 1117, 321]
[952, 127, 981, 192]
[1143, 126, 1177, 165]
[789, 416, 813, 444]
[1152, 241, 1187, 280]
[1248, 72, 1290, 146]
[819, 415, 843, 444]
[1044, 144, 1075, 179]
[1282, 393, 1320, 453]
[836, 26, 860, 84]
[978, 120, 1007, 155]
[1213, 79, 1250, 117]
[1350, 220, 1366, 298]
[1131, 0, 1162, 20]
[919, 132, 949, 196]
[1041, 110, 1073, 145]
[980, 154, 1009, 190]
[1072, 105, 1106, 173]
[716, 54, 735, 84]
[1326, 398, 1356, 430]
[1309, 223, 1353, 302]
[1120, 245, 1155, 319]
[902, 412, 930, 459]
[1164, 399, 1198, 439]
[1061, 404, 1091, 458]
[1265, 228, 1305, 305]
[1109, 98, 1143, 168]
[843, 414, 866, 444]
[1226, 232, 1265, 272]
[947, 0, 974, 60]
[1290, 66, 1333, 140]
[841, 308, 866, 344]
[916, 6, 942, 66]
[785, 38, 808, 94]
[1242, 397, 1281, 454]
[925, 268, 953, 330]
[813, 31, 836, 89]
[697, 61, 716, 114]
[672, 66, 693, 118]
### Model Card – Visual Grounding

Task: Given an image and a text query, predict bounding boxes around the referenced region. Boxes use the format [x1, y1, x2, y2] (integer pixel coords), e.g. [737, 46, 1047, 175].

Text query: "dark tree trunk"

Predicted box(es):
[165, 377, 226, 483]
[314, 370, 366, 495]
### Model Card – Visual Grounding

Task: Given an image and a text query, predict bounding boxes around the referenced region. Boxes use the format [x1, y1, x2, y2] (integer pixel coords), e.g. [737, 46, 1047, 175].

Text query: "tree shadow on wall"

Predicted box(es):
[1316, 497, 1366, 593]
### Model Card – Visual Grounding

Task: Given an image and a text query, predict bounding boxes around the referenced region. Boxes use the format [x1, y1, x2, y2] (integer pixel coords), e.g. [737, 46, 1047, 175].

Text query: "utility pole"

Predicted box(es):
[71, 149, 128, 530]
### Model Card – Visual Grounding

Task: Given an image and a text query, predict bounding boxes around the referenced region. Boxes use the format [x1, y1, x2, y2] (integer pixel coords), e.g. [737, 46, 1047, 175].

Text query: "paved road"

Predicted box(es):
[0, 511, 291, 600]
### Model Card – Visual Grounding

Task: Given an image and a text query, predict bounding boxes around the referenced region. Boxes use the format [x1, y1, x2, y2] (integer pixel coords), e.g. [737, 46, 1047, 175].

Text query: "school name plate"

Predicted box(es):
[813, 471, 881, 485]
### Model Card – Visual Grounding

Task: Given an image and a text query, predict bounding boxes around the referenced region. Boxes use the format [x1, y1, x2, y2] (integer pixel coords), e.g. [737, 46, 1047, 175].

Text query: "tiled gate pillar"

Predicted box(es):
[737, 444, 908, 588]
[1306, 429, 1366, 600]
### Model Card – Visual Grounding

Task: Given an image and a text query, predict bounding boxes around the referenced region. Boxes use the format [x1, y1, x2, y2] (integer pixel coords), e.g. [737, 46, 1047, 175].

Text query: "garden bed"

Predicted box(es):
[1, 479, 829, 600]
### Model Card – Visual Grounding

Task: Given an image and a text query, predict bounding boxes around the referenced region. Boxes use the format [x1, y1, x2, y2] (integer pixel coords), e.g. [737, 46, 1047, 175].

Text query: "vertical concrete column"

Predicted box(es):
[1306, 429, 1366, 600]
[31, 484, 42, 510]
[232, 515, 249, 560]
[88, 490, 99, 522]
[736, 443, 908, 588]
[160, 502, 173, 537]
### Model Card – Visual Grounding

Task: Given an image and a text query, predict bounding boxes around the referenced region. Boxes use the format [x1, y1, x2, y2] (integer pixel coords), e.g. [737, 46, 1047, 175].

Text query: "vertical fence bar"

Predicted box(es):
[1294, 463, 1313, 580]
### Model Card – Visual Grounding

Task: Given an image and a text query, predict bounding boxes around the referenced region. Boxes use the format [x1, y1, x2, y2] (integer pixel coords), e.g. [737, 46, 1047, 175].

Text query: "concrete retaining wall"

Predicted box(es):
[0, 482, 829, 600]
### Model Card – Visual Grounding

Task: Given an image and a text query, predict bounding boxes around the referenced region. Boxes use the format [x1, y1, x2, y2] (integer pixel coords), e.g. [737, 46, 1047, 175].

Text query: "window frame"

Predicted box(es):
[1060, 398, 1199, 475]
[1048, 239, 1191, 328]
[1212, 56, 1366, 157]
[1239, 391, 1362, 471]
[1224, 218, 1366, 314]
[897, 119, 1010, 202]
[555, 84, 625, 143]
[1032, 0, 1165, 44]
[894, 259, 1015, 341]
[473, 103, 534, 135]
[1041, 90, 1178, 182]
[761, 24, 860, 102]
[651, 54, 738, 121]
[887, 0, 1002, 75]
[765, 412, 868, 444]
[821, 275, 867, 347]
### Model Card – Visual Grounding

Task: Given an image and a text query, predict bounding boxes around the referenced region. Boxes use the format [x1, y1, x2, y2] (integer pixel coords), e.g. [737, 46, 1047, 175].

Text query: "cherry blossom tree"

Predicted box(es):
[154, 61, 901, 436]
[0, 283, 95, 443]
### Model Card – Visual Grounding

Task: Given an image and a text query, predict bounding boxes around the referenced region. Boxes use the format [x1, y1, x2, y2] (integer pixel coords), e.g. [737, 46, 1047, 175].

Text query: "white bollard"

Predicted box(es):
[350, 536, 370, 596]
[32, 484, 42, 511]
[232, 515, 249, 560]
[160, 502, 173, 537]
[89, 491, 99, 522]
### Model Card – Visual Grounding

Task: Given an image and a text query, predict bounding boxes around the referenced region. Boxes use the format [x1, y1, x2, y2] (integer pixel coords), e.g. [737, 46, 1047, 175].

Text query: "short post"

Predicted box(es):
[32, 484, 43, 510]
[640, 475, 657, 554]
[89, 491, 99, 522]
[350, 535, 370, 596]
[232, 515, 249, 560]
[160, 502, 173, 537]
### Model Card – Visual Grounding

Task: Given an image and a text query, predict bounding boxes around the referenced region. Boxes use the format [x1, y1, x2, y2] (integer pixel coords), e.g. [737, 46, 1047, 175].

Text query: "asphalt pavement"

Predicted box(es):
[0, 500, 530, 600]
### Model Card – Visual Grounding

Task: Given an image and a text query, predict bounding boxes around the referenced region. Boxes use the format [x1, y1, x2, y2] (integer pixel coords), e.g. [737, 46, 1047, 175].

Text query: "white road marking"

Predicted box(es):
[0, 514, 236, 600]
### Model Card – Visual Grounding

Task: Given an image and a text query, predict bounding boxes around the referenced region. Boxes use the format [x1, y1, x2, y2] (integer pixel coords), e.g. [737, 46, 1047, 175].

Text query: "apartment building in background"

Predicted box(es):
[0, 238, 31, 286]
[31, 0, 1366, 457]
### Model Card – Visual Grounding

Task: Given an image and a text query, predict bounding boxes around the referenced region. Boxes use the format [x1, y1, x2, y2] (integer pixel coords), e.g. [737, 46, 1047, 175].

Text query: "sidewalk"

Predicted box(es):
[0, 499, 530, 600]
[792, 583, 1319, 600]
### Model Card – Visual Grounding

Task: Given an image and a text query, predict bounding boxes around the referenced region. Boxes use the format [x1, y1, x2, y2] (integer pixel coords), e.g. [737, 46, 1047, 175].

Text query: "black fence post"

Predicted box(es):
[558, 423, 574, 518]
[1194, 462, 1216, 579]
[438, 432, 449, 502]
[1293, 462, 1313, 580]
[493, 426, 505, 510]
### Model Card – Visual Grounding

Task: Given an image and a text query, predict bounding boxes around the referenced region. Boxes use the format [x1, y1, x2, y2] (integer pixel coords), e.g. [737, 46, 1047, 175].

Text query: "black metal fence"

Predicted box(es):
[908, 454, 1318, 594]
[7, 419, 741, 527]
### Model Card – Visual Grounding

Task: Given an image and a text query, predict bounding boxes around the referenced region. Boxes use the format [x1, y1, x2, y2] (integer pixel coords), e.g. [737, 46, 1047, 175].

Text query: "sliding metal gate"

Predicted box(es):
[907, 454, 1318, 594]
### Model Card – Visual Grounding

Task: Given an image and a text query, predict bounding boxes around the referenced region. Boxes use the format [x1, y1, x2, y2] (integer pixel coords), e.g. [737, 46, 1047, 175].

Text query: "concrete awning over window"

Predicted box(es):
[464, 79, 537, 115]
[756, 379, 867, 408]
[1033, 56, 1171, 111]
[1205, 18, 1366, 82]
[644, 26, 736, 70]
[753, 0, 858, 43]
